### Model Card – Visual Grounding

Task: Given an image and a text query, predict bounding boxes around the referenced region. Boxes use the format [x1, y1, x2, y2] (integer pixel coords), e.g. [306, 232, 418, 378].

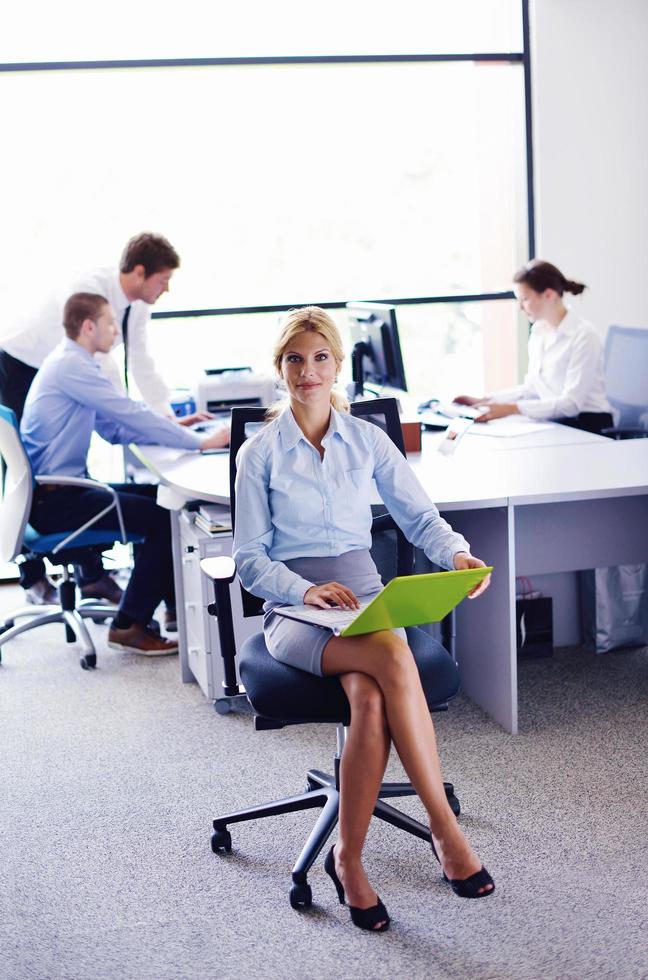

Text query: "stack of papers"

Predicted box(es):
[194, 504, 231, 535]
[466, 418, 553, 438]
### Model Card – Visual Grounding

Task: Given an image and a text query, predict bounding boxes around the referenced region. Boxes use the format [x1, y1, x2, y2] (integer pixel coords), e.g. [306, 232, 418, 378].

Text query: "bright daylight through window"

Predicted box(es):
[1, 0, 529, 406]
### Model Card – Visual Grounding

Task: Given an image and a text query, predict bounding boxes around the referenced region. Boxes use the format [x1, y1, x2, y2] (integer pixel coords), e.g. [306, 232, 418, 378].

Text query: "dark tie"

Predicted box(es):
[121, 305, 131, 393]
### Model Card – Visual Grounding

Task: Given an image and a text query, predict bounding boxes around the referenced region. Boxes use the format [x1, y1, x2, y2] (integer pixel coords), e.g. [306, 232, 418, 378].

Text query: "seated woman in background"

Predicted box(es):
[233, 306, 494, 934]
[455, 259, 613, 434]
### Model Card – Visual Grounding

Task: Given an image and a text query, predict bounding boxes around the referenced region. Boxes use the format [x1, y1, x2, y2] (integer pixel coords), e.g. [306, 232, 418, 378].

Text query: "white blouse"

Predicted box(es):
[491, 310, 611, 420]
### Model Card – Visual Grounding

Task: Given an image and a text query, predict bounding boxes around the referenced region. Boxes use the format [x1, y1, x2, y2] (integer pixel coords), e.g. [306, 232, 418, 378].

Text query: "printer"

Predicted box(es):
[194, 366, 277, 415]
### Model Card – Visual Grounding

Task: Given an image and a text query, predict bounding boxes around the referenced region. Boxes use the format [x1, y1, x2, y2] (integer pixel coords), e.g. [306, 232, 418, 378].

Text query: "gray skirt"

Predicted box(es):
[263, 549, 407, 677]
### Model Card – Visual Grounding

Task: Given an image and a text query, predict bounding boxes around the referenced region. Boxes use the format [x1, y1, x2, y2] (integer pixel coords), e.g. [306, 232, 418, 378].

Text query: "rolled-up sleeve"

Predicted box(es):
[370, 427, 470, 569]
[233, 440, 315, 604]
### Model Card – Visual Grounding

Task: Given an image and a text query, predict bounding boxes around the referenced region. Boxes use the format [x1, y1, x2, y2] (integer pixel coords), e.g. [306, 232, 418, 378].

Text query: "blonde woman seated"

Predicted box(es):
[455, 259, 613, 434]
[233, 307, 494, 933]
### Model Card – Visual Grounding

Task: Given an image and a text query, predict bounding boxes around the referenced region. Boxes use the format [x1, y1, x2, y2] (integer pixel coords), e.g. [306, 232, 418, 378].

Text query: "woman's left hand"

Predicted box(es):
[453, 552, 491, 598]
[474, 402, 519, 423]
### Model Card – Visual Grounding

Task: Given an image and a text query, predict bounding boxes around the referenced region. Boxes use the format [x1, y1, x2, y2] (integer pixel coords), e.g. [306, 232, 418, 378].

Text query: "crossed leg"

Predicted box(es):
[322, 630, 493, 905]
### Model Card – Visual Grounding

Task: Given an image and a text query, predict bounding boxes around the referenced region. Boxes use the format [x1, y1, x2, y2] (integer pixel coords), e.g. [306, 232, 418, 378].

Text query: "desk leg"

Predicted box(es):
[445, 505, 518, 734]
[170, 509, 193, 684]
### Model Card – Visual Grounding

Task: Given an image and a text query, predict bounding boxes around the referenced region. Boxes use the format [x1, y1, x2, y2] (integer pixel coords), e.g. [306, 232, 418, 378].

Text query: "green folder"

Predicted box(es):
[275, 566, 492, 637]
[341, 566, 493, 636]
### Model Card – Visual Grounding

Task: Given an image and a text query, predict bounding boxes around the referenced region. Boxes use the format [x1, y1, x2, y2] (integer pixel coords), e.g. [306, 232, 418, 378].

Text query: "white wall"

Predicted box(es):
[531, 0, 648, 335]
[528, 1, 648, 646]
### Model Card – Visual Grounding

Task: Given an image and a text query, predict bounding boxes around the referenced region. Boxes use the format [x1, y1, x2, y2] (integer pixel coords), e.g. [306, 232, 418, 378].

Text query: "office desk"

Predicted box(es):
[134, 430, 648, 732]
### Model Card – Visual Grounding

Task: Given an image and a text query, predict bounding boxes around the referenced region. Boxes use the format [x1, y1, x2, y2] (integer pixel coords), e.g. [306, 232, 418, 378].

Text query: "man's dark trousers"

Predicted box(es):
[29, 483, 174, 624]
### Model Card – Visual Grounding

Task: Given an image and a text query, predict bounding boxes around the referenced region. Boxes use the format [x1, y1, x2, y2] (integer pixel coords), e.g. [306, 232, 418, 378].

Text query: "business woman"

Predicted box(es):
[455, 259, 613, 434]
[233, 307, 494, 933]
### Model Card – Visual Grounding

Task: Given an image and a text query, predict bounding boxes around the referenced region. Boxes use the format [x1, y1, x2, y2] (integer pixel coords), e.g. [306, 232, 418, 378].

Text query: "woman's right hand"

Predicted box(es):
[304, 582, 360, 610]
[453, 394, 481, 407]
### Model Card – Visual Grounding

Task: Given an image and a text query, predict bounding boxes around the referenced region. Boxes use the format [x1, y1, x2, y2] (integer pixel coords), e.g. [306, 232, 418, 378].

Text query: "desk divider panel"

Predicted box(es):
[442, 505, 518, 734]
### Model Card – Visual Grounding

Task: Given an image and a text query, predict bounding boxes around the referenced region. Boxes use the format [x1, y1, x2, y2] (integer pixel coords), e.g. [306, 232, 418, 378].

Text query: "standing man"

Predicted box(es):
[0, 232, 204, 604]
[21, 292, 228, 656]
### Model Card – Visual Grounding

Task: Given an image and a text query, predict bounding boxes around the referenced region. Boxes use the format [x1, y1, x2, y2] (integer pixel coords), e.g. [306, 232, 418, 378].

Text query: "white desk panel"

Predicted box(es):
[133, 431, 648, 732]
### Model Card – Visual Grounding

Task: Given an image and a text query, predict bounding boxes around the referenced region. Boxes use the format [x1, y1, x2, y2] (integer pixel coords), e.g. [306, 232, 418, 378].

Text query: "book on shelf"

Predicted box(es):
[194, 503, 232, 534]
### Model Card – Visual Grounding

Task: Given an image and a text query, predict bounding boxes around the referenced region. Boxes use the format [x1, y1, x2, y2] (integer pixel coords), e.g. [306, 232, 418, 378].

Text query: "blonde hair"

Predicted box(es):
[267, 306, 349, 419]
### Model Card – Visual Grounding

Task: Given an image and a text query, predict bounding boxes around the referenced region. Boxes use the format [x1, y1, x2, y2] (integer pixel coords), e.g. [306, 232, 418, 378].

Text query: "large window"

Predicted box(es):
[0, 1, 532, 402]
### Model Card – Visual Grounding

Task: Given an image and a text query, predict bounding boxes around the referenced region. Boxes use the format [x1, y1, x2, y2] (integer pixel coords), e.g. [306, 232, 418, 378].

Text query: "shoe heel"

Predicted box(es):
[324, 847, 345, 905]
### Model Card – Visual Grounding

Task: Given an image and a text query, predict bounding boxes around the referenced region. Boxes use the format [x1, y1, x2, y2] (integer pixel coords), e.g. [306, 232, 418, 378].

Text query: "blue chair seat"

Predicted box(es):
[24, 524, 144, 555]
[238, 626, 459, 726]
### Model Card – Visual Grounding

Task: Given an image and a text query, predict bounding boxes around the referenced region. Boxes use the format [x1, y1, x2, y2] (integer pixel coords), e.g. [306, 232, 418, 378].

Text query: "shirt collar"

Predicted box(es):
[62, 337, 98, 365]
[277, 405, 353, 451]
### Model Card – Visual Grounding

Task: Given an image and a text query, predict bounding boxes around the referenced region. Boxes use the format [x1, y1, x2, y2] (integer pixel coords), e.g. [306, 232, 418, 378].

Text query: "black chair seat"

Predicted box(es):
[238, 626, 459, 725]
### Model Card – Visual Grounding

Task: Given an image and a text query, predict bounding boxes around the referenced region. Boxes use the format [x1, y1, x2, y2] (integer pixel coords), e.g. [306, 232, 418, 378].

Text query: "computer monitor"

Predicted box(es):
[346, 302, 408, 398]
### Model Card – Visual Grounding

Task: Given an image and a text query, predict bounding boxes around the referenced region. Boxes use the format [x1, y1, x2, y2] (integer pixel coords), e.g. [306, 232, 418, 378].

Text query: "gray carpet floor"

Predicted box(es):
[1, 581, 648, 980]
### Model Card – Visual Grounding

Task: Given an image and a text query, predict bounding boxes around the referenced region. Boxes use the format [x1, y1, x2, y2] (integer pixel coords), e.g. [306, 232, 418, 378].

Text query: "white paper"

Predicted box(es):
[466, 418, 553, 438]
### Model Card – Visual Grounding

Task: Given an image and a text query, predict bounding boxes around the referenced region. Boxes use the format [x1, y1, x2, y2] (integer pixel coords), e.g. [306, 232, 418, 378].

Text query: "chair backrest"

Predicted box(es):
[604, 326, 648, 429]
[229, 398, 412, 619]
[0, 405, 34, 562]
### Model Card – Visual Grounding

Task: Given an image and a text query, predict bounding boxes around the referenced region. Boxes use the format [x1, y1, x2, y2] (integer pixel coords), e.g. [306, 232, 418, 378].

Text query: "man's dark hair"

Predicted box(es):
[63, 292, 109, 339]
[119, 232, 180, 277]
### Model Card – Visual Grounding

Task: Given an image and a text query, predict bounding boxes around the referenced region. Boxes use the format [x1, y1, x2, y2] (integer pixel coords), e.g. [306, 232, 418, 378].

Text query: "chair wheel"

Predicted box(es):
[448, 794, 460, 817]
[1, 621, 13, 631]
[289, 882, 312, 910]
[214, 699, 231, 716]
[80, 653, 97, 670]
[211, 829, 232, 853]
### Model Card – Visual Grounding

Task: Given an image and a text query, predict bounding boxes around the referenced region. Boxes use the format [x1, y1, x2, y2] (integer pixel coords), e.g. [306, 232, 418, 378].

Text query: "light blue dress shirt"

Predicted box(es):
[233, 407, 470, 606]
[20, 338, 202, 477]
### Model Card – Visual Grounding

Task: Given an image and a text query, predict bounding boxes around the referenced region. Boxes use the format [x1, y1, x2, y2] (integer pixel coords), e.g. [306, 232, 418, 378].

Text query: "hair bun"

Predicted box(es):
[566, 279, 586, 295]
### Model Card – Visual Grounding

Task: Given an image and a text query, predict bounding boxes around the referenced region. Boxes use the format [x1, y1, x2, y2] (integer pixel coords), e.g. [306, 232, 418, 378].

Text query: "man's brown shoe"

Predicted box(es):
[107, 623, 178, 656]
[80, 575, 124, 605]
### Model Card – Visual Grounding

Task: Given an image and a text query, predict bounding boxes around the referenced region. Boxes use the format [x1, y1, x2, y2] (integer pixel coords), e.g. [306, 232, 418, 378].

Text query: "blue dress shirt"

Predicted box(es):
[21, 338, 202, 477]
[233, 407, 471, 606]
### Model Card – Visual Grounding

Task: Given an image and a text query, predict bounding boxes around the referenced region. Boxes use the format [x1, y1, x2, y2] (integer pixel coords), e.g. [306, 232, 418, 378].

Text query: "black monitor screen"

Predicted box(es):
[346, 302, 408, 396]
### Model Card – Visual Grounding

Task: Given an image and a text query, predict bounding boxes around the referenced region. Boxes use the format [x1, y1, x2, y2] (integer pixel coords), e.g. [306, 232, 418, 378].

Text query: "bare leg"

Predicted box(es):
[333, 672, 390, 926]
[322, 631, 493, 893]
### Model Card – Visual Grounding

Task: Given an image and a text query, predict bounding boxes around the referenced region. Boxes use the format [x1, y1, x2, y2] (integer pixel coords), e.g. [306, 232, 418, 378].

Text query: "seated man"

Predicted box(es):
[21, 292, 228, 656]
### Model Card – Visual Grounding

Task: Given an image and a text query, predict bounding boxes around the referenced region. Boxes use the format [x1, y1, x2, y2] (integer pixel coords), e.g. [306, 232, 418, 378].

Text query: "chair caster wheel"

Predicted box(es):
[289, 882, 312, 910]
[0, 622, 12, 632]
[211, 829, 232, 853]
[80, 653, 97, 670]
[214, 699, 231, 716]
[448, 794, 460, 817]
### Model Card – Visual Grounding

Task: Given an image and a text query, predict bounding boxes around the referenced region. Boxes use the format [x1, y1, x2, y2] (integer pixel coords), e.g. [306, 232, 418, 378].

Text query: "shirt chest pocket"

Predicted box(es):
[330, 467, 372, 506]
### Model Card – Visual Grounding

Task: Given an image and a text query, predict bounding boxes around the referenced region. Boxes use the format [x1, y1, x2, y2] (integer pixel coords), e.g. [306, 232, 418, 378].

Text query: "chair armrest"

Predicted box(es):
[34, 475, 127, 551]
[200, 556, 240, 697]
[200, 556, 236, 583]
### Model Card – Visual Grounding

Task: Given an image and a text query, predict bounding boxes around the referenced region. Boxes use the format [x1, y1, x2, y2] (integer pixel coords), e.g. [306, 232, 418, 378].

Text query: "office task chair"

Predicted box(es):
[203, 399, 461, 912]
[601, 325, 648, 439]
[0, 405, 141, 670]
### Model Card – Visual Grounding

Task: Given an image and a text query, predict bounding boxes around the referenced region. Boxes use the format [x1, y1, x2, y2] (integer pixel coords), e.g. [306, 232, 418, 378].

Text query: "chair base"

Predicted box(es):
[0, 599, 118, 670]
[211, 767, 460, 910]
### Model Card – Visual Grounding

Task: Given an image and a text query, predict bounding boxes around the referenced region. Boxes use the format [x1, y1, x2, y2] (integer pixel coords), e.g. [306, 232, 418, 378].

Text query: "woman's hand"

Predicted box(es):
[453, 394, 483, 407]
[304, 582, 361, 610]
[474, 402, 519, 423]
[453, 552, 491, 598]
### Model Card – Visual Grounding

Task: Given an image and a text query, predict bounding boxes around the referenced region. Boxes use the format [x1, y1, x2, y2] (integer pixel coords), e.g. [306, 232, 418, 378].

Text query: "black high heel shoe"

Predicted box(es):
[324, 847, 391, 932]
[429, 839, 495, 899]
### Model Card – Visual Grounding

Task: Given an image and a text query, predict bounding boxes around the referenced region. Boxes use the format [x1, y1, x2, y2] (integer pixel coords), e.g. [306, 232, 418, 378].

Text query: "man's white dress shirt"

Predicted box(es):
[491, 310, 611, 420]
[2, 267, 170, 415]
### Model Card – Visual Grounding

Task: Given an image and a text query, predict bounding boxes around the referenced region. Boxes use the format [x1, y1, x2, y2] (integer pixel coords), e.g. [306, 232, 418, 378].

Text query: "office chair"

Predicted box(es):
[601, 325, 648, 439]
[203, 399, 461, 911]
[0, 405, 141, 669]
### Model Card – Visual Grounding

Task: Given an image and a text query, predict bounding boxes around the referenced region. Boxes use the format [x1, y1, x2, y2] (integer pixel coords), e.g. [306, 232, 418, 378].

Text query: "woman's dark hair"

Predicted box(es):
[119, 232, 180, 276]
[63, 292, 109, 338]
[513, 259, 586, 296]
